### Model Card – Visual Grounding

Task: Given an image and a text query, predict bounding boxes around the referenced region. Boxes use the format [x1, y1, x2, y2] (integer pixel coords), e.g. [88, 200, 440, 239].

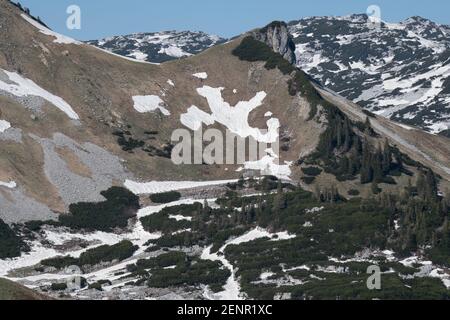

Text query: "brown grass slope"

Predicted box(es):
[0, 278, 50, 300]
[0, 0, 449, 220]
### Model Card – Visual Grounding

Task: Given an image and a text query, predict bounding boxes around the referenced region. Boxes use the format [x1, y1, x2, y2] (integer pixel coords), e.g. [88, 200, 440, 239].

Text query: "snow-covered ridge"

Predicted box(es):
[21, 14, 79, 45]
[289, 15, 450, 133]
[0, 69, 79, 120]
[86, 31, 226, 64]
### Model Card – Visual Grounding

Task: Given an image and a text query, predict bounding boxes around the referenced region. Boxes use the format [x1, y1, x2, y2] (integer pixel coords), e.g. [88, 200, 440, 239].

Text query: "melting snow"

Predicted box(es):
[160, 46, 191, 58]
[0, 69, 80, 120]
[243, 156, 292, 180]
[169, 214, 192, 222]
[0, 181, 16, 189]
[193, 72, 208, 80]
[0, 120, 11, 133]
[21, 14, 79, 45]
[180, 106, 215, 130]
[195, 86, 277, 143]
[127, 51, 148, 61]
[167, 79, 175, 87]
[132, 95, 170, 115]
[201, 227, 295, 300]
[124, 179, 236, 195]
[180, 85, 292, 179]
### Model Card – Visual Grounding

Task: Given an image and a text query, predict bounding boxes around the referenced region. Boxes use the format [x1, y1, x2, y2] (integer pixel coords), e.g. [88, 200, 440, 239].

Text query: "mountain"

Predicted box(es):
[87, 15, 450, 134]
[1, 0, 450, 300]
[289, 14, 450, 134]
[85, 31, 226, 63]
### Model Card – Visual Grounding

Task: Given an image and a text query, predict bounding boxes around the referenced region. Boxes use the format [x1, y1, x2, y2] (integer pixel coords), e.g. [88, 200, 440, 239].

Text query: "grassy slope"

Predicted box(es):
[0, 278, 49, 300]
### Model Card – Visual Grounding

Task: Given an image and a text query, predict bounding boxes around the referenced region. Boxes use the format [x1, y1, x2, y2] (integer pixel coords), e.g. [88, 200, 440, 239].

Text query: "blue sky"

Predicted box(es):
[17, 0, 450, 40]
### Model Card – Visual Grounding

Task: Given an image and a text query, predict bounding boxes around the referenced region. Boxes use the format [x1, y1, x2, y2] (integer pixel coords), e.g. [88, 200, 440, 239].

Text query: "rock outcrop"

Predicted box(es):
[252, 21, 297, 65]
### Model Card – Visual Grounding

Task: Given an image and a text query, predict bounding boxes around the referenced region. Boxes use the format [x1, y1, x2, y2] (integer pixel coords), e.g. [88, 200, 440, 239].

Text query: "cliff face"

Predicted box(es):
[252, 21, 297, 65]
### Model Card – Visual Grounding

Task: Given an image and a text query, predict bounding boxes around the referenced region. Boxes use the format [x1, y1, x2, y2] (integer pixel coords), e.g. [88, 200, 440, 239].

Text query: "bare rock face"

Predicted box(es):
[252, 21, 297, 65]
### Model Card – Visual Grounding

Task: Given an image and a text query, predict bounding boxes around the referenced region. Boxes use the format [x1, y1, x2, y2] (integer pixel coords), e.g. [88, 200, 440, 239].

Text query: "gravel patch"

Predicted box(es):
[31, 132, 131, 206]
[0, 127, 23, 143]
[0, 187, 57, 224]
[0, 89, 45, 115]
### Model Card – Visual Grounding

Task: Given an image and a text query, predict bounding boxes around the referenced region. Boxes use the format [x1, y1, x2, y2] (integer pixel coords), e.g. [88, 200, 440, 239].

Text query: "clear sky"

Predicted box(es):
[16, 0, 450, 40]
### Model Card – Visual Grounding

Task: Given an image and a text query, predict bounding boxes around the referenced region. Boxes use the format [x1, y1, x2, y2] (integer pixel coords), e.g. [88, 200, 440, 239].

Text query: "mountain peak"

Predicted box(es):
[251, 21, 297, 65]
[402, 15, 434, 25]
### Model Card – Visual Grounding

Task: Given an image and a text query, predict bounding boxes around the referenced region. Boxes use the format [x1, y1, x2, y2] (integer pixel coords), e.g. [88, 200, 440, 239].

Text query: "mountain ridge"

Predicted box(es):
[86, 13, 450, 133]
[1, 0, 450, 300]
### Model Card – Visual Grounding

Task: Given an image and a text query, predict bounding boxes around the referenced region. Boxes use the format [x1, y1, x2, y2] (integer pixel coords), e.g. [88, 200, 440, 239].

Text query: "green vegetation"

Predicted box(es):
[50, 283, 67, 291]
[232, 36, 294, 74]
[126, 252, 230, 291]
[301, 167, 323, 177]
[59, 187, 140, 232]
[78, 240, 138, 266]
[24, 220, 61, 232]
[41, 256, 79, 269]
[88, 280, 112, 291]
[0, 219, 27, 259]
[347, 189, 360, 196]
[141, 175, 450, 299]
[301, 176, 316, 184]
[232, 35, 322, 117]
[438, 129, 450, 138]
[150, 191, 181, 204]
[40, 241, 137, 269]
[113, 130, 144, 152]
[140, 203, 200, 233]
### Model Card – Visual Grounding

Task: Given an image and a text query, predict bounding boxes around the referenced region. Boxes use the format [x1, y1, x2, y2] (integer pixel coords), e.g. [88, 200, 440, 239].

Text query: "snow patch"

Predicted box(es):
[127, 51, 148, 61]
[0, 120, 11, 133]
[132, 95, 170, 115]
[0, 181, 16, 189]
[21, 14, 79, 45]
[169, 214, 192, 222]
[124, 179, 236, 195]
[193, 72, 208, 80]
[0, 69, 79, 120]
[160, 46, 191, 58]
[180, 106, 215, 131]
[201, 227, 295, 300]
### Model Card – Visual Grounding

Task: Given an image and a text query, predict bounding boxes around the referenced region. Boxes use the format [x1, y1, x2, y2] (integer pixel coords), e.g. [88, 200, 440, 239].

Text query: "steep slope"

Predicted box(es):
[289, 14, 450, 133]
[0, 278, 50, 300]
[0, 0, 449, 223]
[86, 14, 450, 134]
[86, 31, 226, 63]
[1, 1, 450, 300]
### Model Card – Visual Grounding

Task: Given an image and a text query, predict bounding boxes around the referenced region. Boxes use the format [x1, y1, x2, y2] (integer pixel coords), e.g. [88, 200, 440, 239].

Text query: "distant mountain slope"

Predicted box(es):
[86, 31, 226, 63]
[289, 14, 450, 133]
[86, 15, 450, 133]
